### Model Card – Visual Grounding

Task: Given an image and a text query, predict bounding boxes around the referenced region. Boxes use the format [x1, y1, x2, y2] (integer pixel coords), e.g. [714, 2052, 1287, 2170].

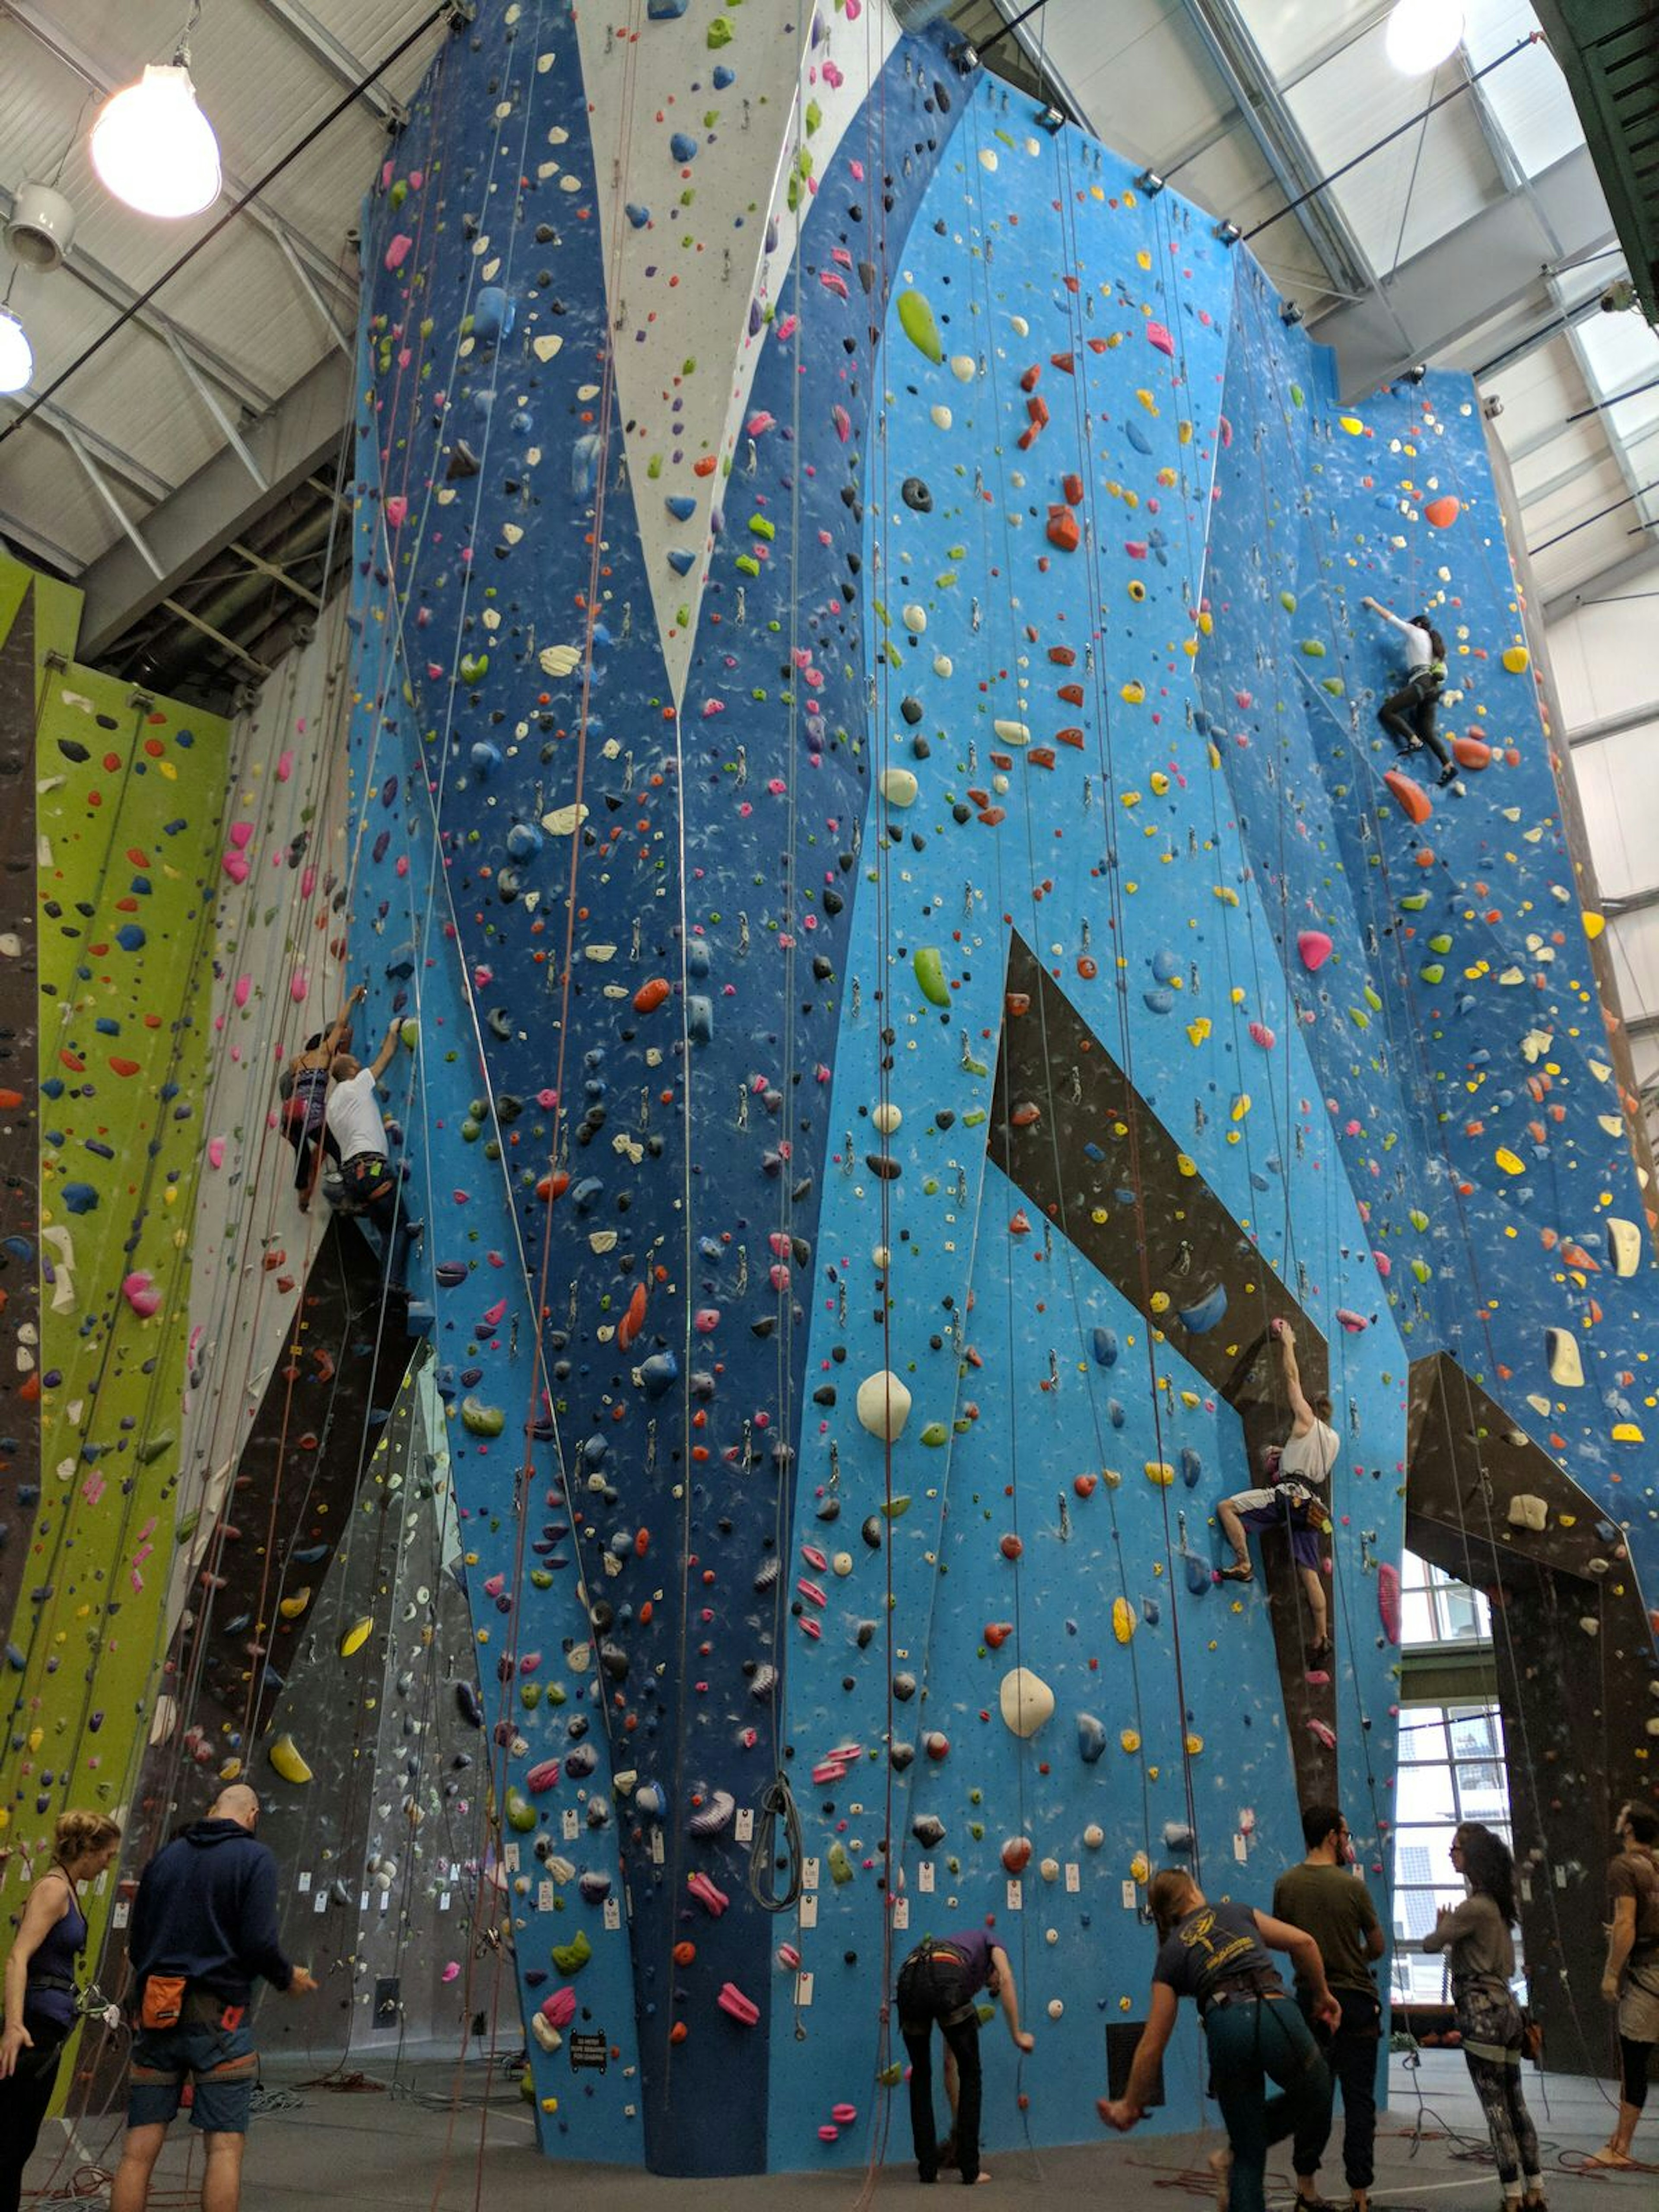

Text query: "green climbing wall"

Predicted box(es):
[0, 554, 227, 1978]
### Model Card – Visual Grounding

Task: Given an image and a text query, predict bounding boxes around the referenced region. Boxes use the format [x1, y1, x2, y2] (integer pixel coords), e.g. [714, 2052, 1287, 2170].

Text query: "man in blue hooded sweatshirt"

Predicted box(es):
[111, 1784, 315, 2212]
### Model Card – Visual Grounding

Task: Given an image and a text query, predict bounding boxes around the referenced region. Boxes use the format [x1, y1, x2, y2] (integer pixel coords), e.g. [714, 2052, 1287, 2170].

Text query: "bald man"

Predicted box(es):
[112, 1786, 315, 2212]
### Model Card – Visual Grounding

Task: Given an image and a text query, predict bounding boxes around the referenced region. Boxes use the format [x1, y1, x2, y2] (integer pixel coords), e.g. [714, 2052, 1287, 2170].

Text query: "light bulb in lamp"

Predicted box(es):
[0, 308, 33, 395]
[91, 63, 222, 219]
[1385, 1, 1465, 75]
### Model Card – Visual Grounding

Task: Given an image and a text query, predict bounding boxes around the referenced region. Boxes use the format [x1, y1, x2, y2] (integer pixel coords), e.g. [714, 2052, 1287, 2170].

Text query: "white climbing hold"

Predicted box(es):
[930, 404, 953, 430]
[1545, 1328, 1584, 1388]
[949, 354, 977, 381]
[880, 768, 919, 808]
[998, 1666, 1055, 1739]
[932, 652, 953, 678]
[1046, 1998, 1064, 2020]
[872, 1245, 891, 1270]
[541, 801, 590, 836]
[901, 603, 928, 634]
[1607, 1218, 1640, 1277]
[873, 1102, 902, 1135]
[1083, 1824, 1104, 1850]
[1506, 1494, 1548, 1532]
[992, 719, 1031, 746]
[855, 1370, 912, 1442]
[539, 642, 581, 676]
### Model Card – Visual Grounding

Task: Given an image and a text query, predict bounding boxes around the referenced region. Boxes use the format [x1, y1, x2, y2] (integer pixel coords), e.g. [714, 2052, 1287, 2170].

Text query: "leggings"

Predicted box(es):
[1378, 672, 1451, 769]
[0, 2016, 67, 2212]
[1456, 1982, 1539, 2192]
[1619, 2033, 1652, 2109]
[1206, 1994, 1330, 2212]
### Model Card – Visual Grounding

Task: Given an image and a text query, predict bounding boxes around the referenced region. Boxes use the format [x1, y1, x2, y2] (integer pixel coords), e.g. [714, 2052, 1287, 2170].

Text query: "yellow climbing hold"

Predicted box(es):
[1113, 1597, 1136, 1643]
[1130, 1852, 1150, 1884]
[1338, 414, 1366, 435]
[340, 1616, 375, 1659]
[1185, 1734, 1204, 1756]
[268, 1733, 313, 1785]
[1502, 645, 1530, 674]
[1583, 911, 1606, 941]
[1611, 1422, 1645, 1444]
[1121, 679, 1146, 705]
[1494, 1147, 1525, 1176]
[278, 1587, 311, 1621]
[1143, 1461, 1174, 1487]
[1187, 1017, 1211, 1046]
[1120, 1728, 1141, 1753]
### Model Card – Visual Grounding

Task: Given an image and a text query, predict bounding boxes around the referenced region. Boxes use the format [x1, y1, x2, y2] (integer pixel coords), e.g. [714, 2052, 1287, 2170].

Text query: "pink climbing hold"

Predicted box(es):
[276, 749, 294, 782]
[385, 495, 409, 529]
[1146, 321, 1175, 356]
[1335, 1309, 1368, 1333]
[207, 1139, 226, 1170]
[1378, 1561, 1402, 1646]
[717, 1982, 760, 2026]
[290, 972, 309, 1003]
[687, 1871, 730, 1916]
[540, 1987, 577, 2031]
[233, 977, 251, 1008]
[122, 1271, 162, 1319]
[385, 233, 413, 270]
[222, 853, 249, 884]
[776, 1943, 801, 1970]
[1297, 930, 1333, 971]
[1306, 1716, 1337, 1751]
[1248, 1021, 1276, 1049]
[229, 821, 254, 850]
[441, 1962, 460, 1984]
[524, 1758, 562, 1793]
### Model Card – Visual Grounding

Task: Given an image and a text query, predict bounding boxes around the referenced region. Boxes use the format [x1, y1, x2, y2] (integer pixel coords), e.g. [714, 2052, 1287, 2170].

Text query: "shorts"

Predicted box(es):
[129, 2017, 258, 2135]
[1230, 1487, 1325, 1572]
[1619, 1960, 1659, 2045]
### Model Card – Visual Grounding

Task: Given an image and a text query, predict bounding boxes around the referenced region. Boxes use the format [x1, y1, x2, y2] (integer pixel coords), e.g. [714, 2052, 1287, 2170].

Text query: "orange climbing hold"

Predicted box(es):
[618, 1281, 647, 1350]
[1452, 734, 1491, 769]
[1424, 495, 1461, 528]
[1383, 769, 1432, 824]
[1045, 506, 1079, 552]
[633, 977, 671, 1014]
[539, 1168, 570, 1203]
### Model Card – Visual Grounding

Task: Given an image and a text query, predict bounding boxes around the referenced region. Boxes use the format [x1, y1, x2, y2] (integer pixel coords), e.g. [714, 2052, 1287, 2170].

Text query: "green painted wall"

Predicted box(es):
[1, 556, 228, 1986]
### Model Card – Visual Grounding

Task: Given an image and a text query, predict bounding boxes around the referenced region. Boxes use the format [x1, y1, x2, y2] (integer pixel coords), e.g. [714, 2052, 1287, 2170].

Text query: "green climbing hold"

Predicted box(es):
[461, 1397, 506, 1437]
[919, 1421, 949, 1447]
[879, 1495, 912, 1520]
[138, 1431, 175, 1465]
[551, 1930, 592, 1975]
[913, 946, 950, 1006]
[826, 1842, 855, 1886]
[897, 289, 945, 365]
[1279, 591, 1297, 613]
[459, 652, 489, 685]
[506, 1788, 537, 1834]
[1300, 639, 1326, 658]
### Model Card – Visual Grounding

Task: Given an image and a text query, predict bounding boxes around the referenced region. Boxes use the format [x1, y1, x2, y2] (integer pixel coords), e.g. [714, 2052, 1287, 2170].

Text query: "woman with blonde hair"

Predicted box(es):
[1099, 1866, 1340, 2212]
[0, 1808, 123, 2212]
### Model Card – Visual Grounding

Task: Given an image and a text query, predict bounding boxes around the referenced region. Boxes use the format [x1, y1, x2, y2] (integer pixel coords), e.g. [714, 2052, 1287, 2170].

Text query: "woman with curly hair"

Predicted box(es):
[0, 1809, 123, 2212]
[1423, 1823, 1545, 2211]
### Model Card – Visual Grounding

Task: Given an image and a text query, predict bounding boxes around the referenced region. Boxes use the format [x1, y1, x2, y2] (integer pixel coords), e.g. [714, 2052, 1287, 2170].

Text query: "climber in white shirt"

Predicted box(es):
[1218, 1321, 1338, 1671]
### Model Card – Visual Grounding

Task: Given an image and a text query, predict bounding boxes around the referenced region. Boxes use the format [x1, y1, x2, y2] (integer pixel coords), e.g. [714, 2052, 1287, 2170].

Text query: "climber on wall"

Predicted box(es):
[1099, 1868, 1338, 2212]
[324, 1016, 423, 1295]
[1217, 1320, 1336, 1670]
[1361, 596, 1459, 789]
[892, 1928, 1033, 2185]
[278, 982, 365, 1210]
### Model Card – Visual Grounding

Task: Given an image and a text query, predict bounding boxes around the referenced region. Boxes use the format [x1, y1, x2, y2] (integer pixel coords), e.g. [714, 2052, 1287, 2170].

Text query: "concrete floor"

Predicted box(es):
[22, 2051, 1656, 2209]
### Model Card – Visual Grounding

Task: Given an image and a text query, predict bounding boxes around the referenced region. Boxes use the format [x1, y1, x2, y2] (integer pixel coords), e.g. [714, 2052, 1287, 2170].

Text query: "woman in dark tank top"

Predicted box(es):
[0, 1809, 122, 2212]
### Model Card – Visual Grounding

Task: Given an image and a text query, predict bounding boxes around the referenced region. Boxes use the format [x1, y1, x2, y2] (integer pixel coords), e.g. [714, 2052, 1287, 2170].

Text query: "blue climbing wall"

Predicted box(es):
[337, 0, 1654, 2177]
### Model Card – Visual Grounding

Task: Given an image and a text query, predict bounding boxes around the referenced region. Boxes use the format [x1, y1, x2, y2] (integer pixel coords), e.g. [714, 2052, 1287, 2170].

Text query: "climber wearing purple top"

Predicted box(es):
[894, 1927, 1032, 2184]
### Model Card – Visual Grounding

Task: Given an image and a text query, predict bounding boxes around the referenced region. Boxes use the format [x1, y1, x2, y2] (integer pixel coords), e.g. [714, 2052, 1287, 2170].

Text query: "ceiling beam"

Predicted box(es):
[1567, 696, 1659, 747]
[1541, 538, 1659, 623]
[75, 348, 352, 665]
[248, 0, 407, 129]
[1176, 0, 1379, 305]
[1314, 141, 1616, 399]
[0, 184, 276, 418]
[0, 394, 175, 505]
[6, 0, 358, 313]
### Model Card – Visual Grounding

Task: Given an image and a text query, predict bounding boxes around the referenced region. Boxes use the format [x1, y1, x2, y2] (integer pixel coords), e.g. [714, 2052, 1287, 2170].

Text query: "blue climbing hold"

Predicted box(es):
[1176, 1284, 1227, 1335]
[1090, 1326, 1119, 1368]
[1076, 1712, 1106, 1764]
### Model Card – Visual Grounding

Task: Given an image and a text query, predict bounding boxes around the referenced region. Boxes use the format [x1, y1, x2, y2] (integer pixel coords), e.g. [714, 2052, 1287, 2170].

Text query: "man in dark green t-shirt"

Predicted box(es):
[1273, 1803, 1386, 2212]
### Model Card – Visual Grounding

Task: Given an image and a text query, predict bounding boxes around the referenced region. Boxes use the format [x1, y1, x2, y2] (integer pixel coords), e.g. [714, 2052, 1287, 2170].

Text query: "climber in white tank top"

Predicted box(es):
[1217, 1321, 1337, 1672]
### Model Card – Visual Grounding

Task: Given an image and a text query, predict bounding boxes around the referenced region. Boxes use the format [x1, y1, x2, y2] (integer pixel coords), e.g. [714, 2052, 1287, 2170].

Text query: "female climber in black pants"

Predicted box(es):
[1362, 596, 1458, 788]
[893, 1929, 1033, 2183]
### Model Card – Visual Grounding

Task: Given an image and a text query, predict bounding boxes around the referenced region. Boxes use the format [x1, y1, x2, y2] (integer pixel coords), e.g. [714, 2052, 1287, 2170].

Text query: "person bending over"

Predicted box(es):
[1592, 1799, 1659, 2169]
[1100, 1868, 1338, 2212]
[893, 1928, 1033, 2184]
[1218, 1322, 1336, 1669]
[1362, 596, 1457, 788]
[324, 1018, 422, 1292]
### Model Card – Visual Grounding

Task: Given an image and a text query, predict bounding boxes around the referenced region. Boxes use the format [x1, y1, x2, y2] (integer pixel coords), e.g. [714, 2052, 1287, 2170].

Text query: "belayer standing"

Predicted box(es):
[893, 1928, 1033, 2185]
[1362, 596, 1459, 789]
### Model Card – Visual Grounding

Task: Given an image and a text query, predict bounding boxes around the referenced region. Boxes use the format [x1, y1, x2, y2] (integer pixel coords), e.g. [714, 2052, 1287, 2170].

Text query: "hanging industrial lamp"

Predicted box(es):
[0, 306, 34, 395]
[1385, 0, 1465, 76]
[90, 6, 221, 220]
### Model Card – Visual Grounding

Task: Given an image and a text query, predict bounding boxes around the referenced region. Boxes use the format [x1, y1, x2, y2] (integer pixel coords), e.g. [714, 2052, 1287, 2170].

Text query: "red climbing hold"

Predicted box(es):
[1008, 1209, 1032, 1236]
[633, 977, 671, 1014]
[1073, 1472, 1098, 1498]
[984, 1621, 1014, 1648]
[1382, 769, 1432, 825]
[1062, 473, 1084, 505]
[1000, 1534, 1024, 1562]
[1045, 506, 1080, 552]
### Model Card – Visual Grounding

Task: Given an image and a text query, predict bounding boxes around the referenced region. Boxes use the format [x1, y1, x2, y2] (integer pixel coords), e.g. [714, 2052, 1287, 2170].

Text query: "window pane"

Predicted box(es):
[1396, 1764, 1459, 1824]
[1400, 1586, 1438, 1643]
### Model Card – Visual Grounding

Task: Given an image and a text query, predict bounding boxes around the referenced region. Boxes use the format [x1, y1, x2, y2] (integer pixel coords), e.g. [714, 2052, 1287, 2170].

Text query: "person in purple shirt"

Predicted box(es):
[0, 1808, 123, 2212]
[893, 1926, 1033, 2184]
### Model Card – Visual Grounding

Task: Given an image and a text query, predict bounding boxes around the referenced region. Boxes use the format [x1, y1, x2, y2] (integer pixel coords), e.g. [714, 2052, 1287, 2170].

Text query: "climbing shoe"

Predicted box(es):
[1219, 1562, 1254, 1583]
[1308, 1637, 1332, 1669]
